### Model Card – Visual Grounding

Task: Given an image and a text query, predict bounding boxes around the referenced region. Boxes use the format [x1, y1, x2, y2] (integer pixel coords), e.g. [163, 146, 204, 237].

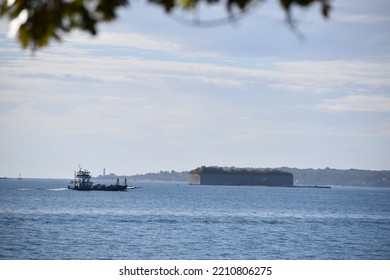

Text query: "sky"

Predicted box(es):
[0, 0, 389, 178]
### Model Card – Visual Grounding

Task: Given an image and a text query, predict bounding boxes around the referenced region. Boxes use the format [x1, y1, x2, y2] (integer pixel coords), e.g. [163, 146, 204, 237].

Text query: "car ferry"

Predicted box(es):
[68, 168, 128, 191]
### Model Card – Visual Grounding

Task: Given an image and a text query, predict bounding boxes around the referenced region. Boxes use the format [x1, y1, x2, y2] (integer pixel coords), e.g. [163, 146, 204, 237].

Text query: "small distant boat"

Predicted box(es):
[17, 173, 22, 180]
[68, 168, 128, 191]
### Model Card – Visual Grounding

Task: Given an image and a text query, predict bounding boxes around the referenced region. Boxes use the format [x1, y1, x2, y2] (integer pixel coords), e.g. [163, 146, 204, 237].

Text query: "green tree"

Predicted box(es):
[1, 0, 331, 49]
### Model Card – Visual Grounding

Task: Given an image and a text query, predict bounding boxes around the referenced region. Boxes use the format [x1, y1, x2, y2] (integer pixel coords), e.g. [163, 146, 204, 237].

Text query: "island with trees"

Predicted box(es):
[189, 166, 294, 186]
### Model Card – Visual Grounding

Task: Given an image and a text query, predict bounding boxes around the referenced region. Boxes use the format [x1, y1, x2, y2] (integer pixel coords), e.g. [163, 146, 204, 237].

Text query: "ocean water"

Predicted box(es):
[0, 179, 389, 260]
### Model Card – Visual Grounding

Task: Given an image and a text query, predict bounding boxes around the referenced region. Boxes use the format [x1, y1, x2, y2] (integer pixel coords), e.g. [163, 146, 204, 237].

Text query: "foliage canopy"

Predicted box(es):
[0, 0, 331, 49]
[190, 166, 292, 176]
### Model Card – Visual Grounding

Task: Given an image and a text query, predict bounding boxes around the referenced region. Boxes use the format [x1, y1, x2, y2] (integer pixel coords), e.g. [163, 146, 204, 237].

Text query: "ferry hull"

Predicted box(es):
[68, 184, 128, 191]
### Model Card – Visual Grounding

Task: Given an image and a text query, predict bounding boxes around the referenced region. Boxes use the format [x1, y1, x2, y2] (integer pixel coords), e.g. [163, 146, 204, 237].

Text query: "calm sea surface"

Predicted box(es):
[0, 179, 389, 260]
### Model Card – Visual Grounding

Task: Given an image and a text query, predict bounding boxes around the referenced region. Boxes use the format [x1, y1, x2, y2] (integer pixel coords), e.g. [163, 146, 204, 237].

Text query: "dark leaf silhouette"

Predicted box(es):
[0, 0, 332, 49]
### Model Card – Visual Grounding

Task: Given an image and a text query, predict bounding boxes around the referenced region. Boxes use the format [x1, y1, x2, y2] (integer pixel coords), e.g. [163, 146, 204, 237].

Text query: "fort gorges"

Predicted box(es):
[189, 166, 293, 186]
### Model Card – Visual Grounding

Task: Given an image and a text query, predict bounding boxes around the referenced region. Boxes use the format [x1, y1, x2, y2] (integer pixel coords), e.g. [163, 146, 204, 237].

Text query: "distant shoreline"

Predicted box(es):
[93, 167, 390, 188]
[2, 167, 389, 187]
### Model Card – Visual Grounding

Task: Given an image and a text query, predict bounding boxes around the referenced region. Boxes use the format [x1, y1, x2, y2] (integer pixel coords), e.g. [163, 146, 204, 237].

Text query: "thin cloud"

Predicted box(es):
[339, 14, 390, 24]
[4, 45, 389, 96]
[86, 31, 182, 53]
[320, 95, 390, 113]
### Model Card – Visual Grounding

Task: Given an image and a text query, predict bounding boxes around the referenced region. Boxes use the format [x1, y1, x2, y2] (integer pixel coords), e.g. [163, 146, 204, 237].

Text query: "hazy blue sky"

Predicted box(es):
[1, 1, 389, 178]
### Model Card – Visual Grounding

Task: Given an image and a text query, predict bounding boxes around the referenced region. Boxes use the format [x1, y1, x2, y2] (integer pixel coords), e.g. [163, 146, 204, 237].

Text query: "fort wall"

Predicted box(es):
[189, 167, 293, 186]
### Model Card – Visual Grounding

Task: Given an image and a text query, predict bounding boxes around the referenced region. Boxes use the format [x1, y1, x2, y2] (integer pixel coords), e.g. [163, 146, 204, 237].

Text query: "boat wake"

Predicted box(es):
[48, 188, 68, 191]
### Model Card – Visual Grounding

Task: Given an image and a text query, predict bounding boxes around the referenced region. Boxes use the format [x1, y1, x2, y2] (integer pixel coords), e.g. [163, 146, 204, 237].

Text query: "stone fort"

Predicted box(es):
[189, 166, 293, 186]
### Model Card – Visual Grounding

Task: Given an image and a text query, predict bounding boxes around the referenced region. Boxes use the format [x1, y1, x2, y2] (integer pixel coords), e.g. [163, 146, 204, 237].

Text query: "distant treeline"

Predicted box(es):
[190, 166, 291, 176]
[96, 171, 189, 182]
[96, 167, 390, 187]
[278, 167, 390, 187]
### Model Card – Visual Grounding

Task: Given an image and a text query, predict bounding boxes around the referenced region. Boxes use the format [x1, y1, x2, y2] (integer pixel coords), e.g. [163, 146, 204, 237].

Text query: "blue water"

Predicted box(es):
[0, 179, 389, 260]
